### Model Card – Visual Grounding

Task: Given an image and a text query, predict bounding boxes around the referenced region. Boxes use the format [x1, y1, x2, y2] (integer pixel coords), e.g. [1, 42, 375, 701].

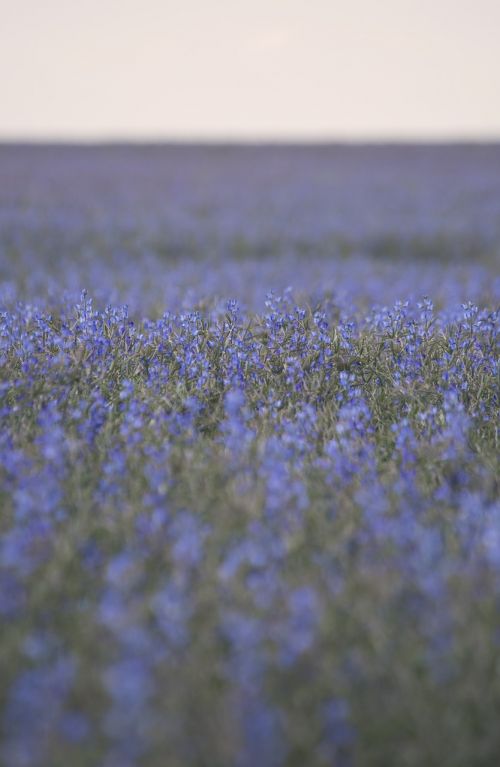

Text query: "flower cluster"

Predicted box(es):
[0, 146, 499, 766]
[0, 289, 498, 766]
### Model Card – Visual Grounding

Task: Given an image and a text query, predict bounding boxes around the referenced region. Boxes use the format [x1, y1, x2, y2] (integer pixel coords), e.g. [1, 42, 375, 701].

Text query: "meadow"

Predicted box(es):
[0, 144, 499, 767]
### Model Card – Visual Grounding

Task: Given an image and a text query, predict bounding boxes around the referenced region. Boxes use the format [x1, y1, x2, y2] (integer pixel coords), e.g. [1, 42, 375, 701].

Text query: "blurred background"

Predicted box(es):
[0, 0, 499, 313]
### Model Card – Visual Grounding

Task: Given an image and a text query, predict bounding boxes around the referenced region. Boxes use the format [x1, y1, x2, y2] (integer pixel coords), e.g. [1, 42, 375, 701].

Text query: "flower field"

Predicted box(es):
[0, 145, 499, 767]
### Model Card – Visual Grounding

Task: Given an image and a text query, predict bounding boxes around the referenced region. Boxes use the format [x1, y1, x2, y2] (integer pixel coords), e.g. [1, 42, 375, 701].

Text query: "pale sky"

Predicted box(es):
[1, 0, 500, 140]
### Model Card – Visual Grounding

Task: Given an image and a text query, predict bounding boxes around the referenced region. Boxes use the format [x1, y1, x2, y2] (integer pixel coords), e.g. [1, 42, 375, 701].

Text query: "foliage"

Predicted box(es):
[0, 146, 499, 766]
[0, 290, 498, 767]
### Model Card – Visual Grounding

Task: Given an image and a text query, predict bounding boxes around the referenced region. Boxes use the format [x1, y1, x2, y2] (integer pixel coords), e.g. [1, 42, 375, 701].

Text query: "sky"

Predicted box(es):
[1, 0, 499, 140]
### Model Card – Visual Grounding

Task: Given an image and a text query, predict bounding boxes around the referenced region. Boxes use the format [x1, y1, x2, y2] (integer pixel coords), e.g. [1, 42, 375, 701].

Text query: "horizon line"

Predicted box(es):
[1, 134, 500, 147]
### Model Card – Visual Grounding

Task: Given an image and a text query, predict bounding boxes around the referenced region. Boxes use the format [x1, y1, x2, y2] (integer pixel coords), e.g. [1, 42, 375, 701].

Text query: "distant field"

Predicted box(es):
[1, 144, 499, 310]
[0, 145, 499, 767]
